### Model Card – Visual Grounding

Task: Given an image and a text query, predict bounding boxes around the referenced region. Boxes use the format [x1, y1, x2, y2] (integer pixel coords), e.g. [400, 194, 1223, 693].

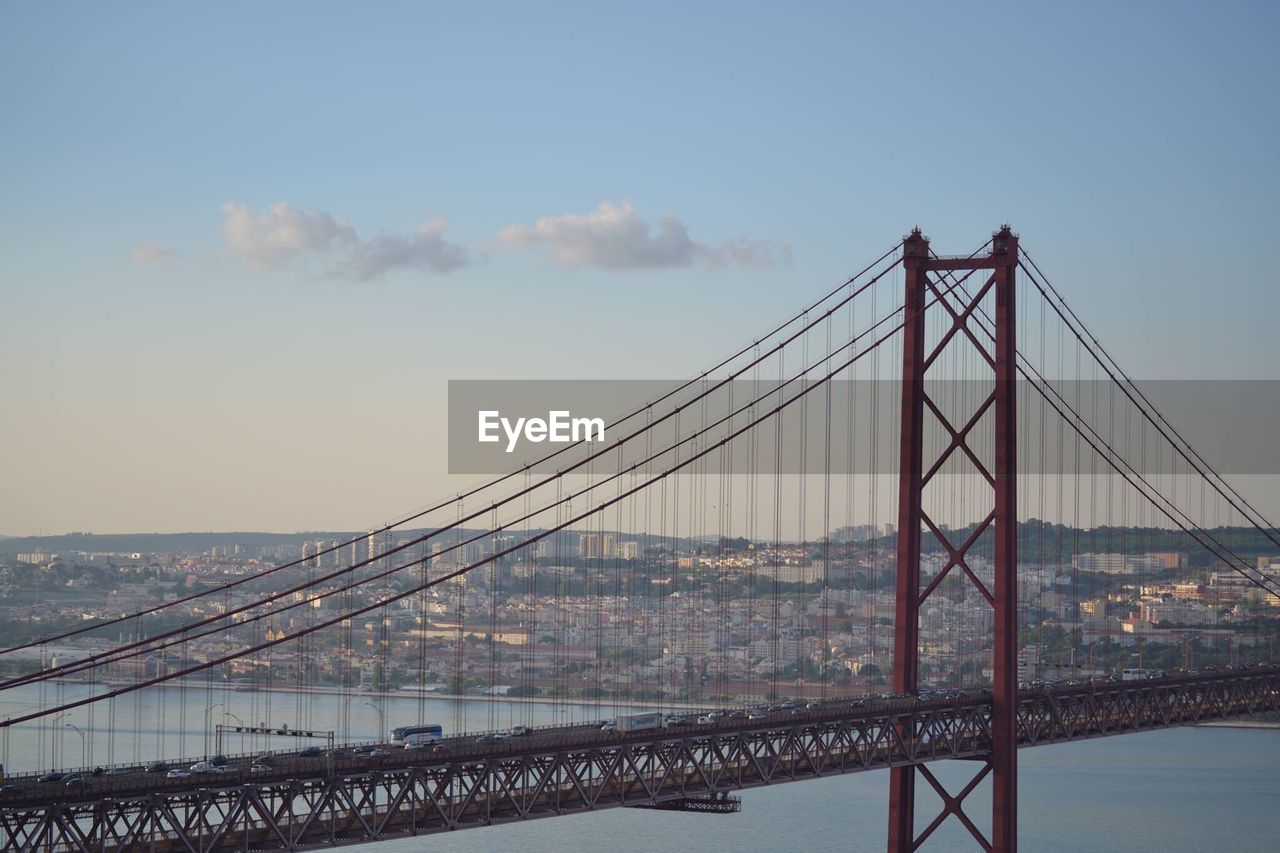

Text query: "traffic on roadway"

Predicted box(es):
[0, 664, 1272, 808]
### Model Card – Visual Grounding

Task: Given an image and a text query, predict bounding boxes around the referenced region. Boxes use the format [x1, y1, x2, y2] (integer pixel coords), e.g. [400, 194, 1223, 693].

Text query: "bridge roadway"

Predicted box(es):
[3, 668, 1277, 852]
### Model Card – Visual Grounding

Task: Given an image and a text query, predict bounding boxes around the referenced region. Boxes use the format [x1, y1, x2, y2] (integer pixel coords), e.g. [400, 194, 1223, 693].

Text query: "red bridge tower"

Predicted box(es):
[889, 226, 1019, 851]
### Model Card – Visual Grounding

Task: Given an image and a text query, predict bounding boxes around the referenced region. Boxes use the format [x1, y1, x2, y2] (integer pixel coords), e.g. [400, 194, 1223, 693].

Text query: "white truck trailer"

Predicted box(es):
[615, 712, 664, 733]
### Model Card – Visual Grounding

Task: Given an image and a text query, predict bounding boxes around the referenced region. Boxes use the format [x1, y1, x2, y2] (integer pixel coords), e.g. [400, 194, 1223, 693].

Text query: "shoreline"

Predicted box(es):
[38, 676, 715, 714]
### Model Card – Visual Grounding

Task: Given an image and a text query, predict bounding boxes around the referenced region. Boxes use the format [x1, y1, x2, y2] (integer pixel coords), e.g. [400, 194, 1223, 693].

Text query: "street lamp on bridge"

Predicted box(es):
[362, 701, 385, 741]
[48, 712, 69, 771]
[64, 723, 86, 769]
[202, 702, 223, 757]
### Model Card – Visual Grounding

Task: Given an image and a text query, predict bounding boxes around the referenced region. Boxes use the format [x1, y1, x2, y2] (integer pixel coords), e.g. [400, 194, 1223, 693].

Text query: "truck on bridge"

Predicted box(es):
[615, 712, 663, 733]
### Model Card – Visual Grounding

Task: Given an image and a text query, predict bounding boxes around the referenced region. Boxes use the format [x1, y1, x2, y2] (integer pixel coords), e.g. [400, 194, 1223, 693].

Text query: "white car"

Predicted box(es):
[697, 715, 716, 725]
[189, 762, 217, 774]
[166, 769, 192, 779]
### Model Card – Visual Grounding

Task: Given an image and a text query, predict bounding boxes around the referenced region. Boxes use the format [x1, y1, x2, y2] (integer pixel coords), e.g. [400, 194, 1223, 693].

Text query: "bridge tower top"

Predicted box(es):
[993, 224, 1018, 257]
[903, 227, 930, 257]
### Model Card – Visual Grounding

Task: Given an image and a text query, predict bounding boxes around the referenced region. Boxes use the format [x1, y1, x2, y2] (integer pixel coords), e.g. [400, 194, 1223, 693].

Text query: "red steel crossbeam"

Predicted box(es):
[888, 227, 1019, 852]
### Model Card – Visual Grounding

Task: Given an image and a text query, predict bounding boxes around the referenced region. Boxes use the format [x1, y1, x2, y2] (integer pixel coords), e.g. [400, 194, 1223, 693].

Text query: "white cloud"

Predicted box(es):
[337, 219, 473, 280]
[499, 200, 788, 270]
[703, 237, 793, 269]
[131, 243, 170, 266]
[221, 202, 357, 271]
[220, 202, 475, 279]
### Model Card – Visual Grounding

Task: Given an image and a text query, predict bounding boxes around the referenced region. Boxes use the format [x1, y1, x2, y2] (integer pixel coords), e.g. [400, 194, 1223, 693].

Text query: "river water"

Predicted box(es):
[2, 684, 1276, 851]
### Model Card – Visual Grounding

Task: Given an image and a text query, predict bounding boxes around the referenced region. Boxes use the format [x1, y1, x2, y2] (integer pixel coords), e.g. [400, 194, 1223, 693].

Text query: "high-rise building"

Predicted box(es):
[579, 533, 602, 559]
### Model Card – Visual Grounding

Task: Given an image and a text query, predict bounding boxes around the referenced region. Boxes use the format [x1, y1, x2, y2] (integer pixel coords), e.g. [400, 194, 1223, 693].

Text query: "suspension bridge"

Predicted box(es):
[2, 227, 1277, 852]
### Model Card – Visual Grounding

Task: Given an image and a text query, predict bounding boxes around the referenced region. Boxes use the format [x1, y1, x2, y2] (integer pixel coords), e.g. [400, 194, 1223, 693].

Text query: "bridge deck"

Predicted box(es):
[2, 669, 1277, 852]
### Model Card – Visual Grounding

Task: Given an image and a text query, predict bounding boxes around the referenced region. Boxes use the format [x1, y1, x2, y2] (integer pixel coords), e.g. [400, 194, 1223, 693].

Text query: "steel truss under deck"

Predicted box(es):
[3, 669, 1277, 853]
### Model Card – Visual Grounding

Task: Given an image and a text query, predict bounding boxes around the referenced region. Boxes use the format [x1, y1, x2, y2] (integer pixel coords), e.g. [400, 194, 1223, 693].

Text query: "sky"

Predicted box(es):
[3, 1, 1280, 535]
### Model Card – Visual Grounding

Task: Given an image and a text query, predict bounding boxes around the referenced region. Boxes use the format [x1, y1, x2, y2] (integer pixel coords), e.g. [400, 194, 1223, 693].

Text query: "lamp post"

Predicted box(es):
[202, 702, 223, 757]
[362, 701, 385, 742]
[223, 711, 244, 755]
[65, 723, 87, 769]
[48, 712, 69, 770]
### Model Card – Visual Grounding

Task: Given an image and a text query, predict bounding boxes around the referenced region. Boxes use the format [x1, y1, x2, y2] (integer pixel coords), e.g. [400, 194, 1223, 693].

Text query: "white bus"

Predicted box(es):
[390, 723, 443, 744]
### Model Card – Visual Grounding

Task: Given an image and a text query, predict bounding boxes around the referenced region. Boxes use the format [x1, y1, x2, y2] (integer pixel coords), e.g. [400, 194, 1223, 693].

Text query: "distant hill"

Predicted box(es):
[0, 527, 662, 560]
[0, 531, 363, 557]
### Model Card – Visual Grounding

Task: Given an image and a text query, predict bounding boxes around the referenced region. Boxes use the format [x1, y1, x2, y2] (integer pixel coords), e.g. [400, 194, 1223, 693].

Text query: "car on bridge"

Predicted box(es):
[166, 769, 192, 779]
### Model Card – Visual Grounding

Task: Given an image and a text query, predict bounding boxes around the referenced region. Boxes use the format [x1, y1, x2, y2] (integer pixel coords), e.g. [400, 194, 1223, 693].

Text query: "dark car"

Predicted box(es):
[0, 784, 23, 796]
[253, 754, 277, 767]
[210, 755, 231, 767]
[299, 746, 324, 757]
[37, 773, 66, 783]
[145, 761, 168, 773]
